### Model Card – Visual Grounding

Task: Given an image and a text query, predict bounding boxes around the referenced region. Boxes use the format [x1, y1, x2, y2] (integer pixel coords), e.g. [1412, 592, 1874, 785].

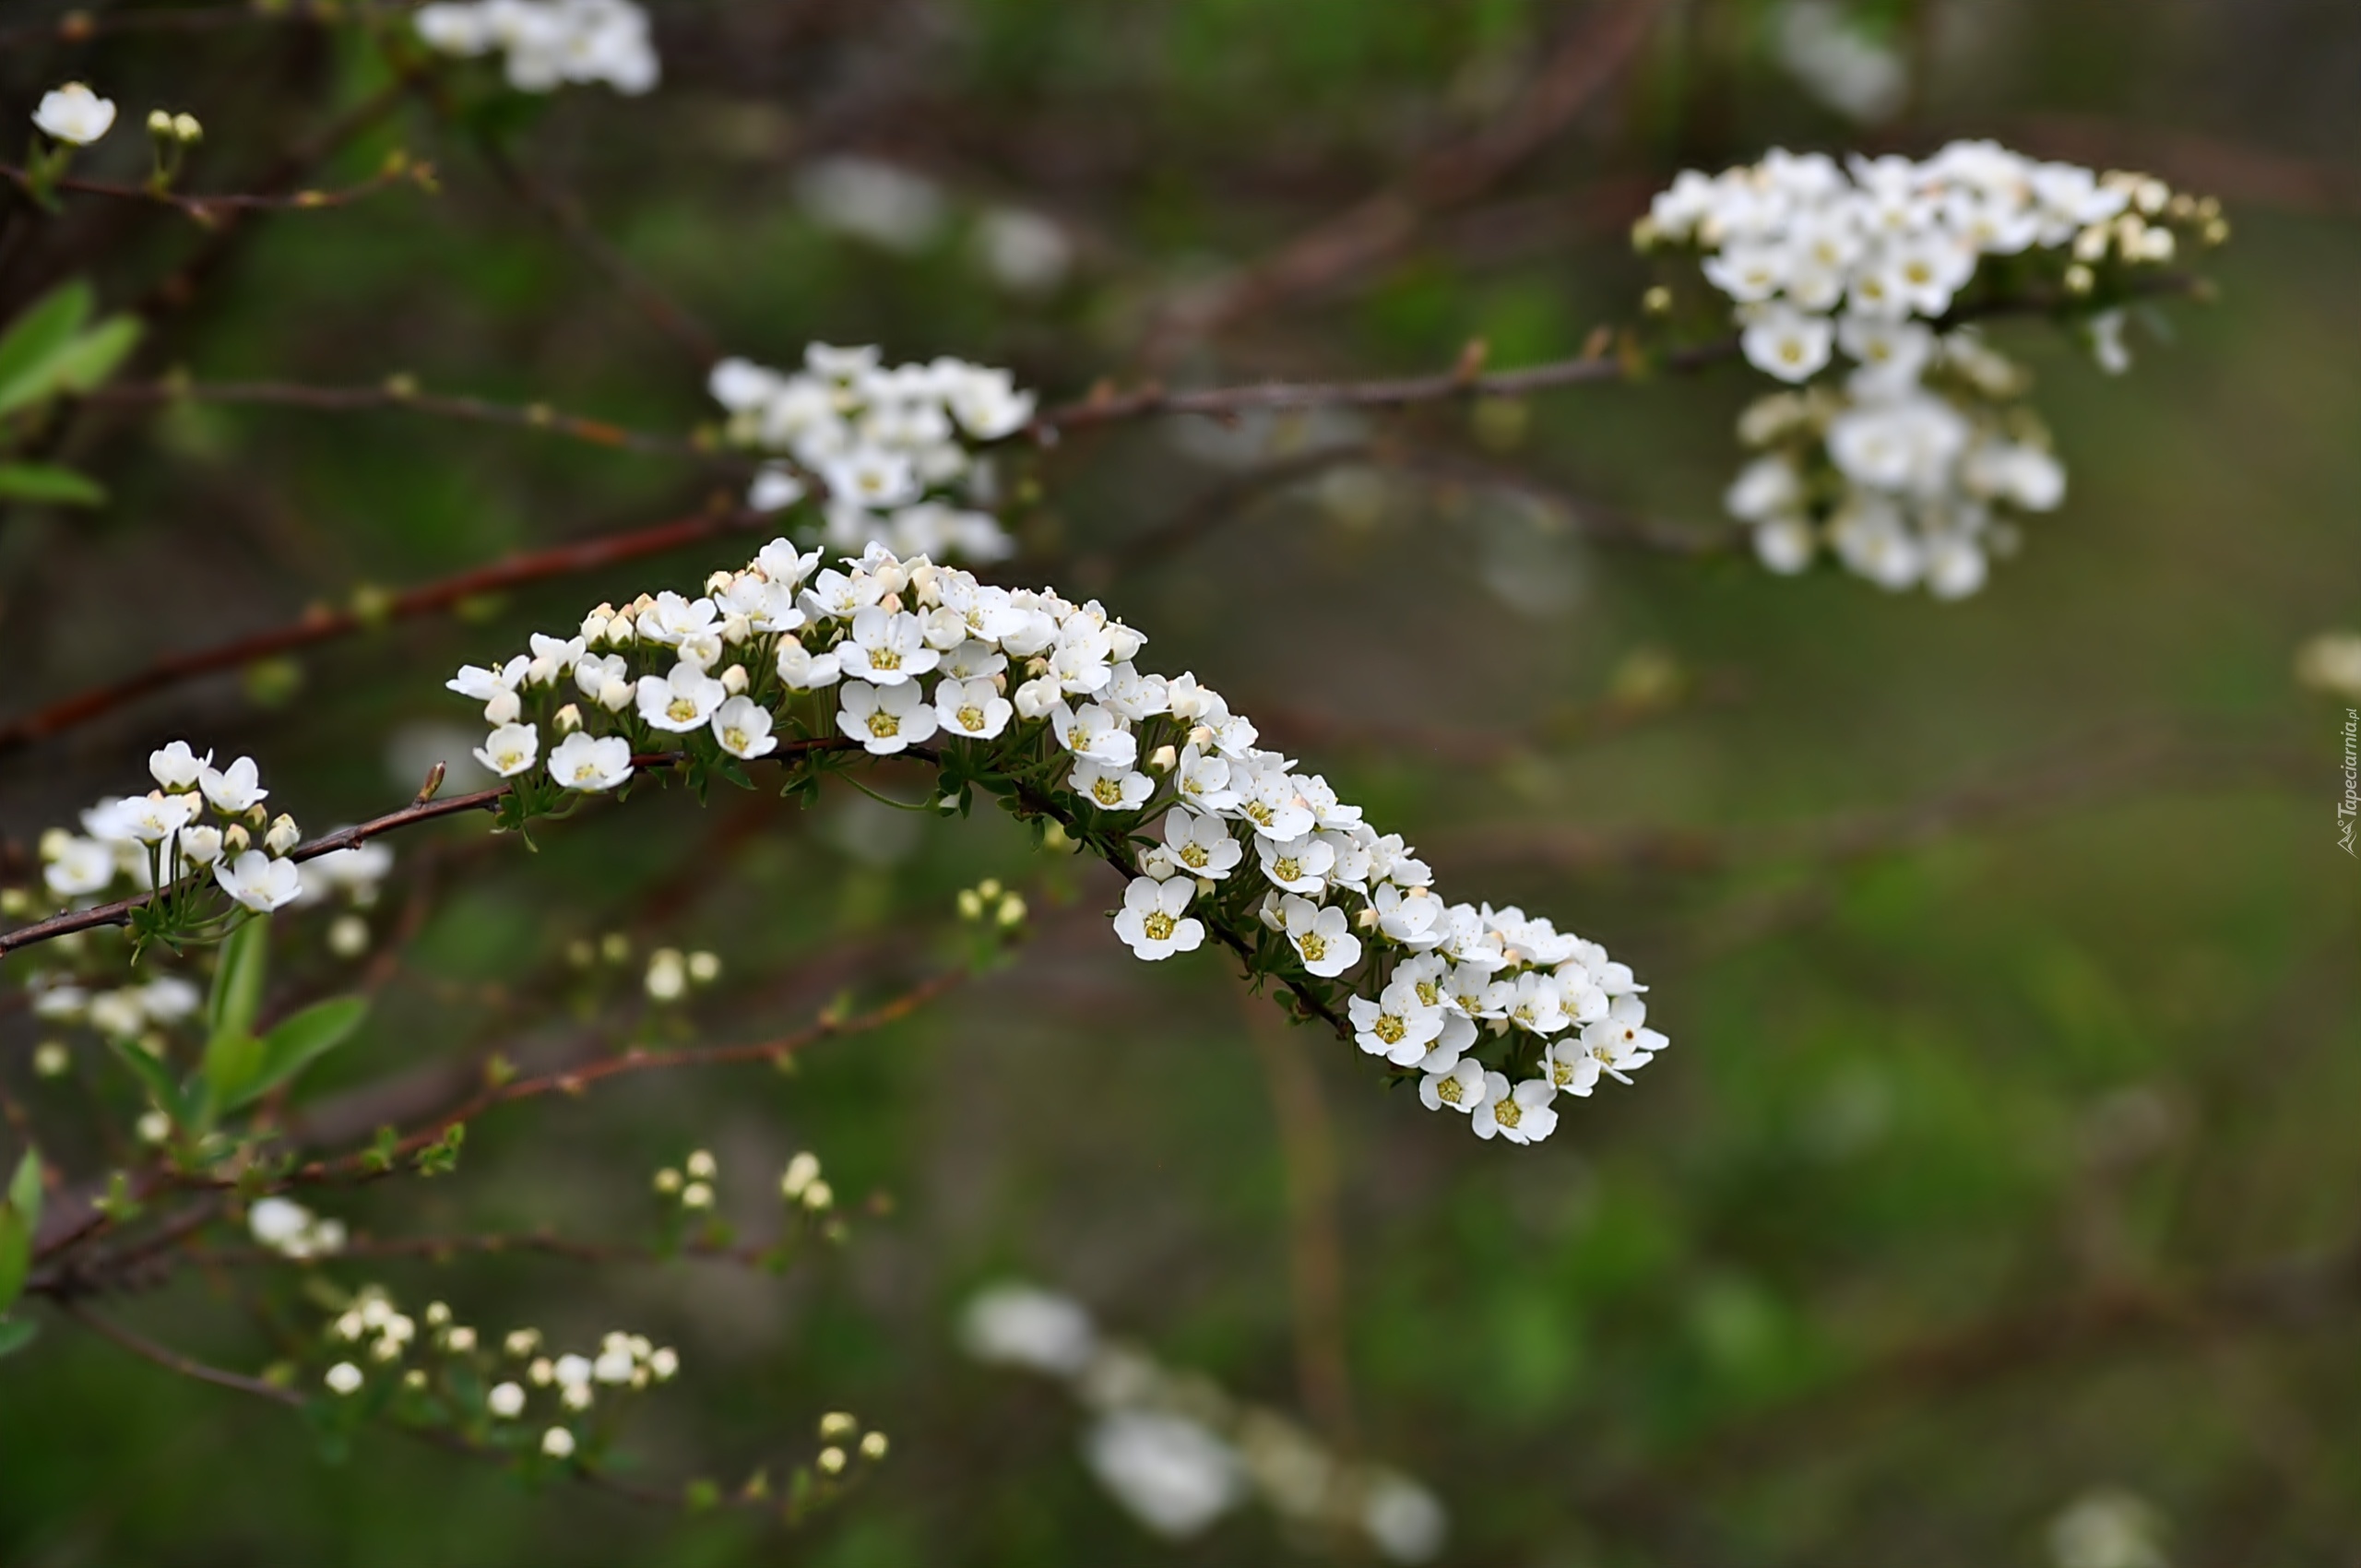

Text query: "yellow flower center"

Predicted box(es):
[667, 697, 699, 723]
[956, 706, 986, 732]
[1178, 842, 1208, 869]
[869, 647, 901, 671]
[721, 727, 749, 753]
[1552, 1057, 1573, 1087]
[1415, 980, 1440, 1007]
[1373, 1015, 1405, 1045]
[1298, 932, 1327, 964]
[866, 712, 900, 739]
[1493, 1098, 1522, 1129]
[1243, 801, 1272, 826]
[1142, 911, 1176, 943]
[1091, 776, 1125, 806]
[1436, 1075, 1465, 1105]
[1274, 856, 1301, 883]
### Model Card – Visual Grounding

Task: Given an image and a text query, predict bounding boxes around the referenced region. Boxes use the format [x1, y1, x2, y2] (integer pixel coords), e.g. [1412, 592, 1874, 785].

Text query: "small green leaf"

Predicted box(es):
[208, 917, 270, 1043]
[6, 1150, 38, 1223]
[46, 315, 141, 396]
[0, 280, 94, 418]
[219, 995, 369, 1112]
[108, 1038, 193, 1128]
[0, 1150, 38, 1317]
[0, 1317, 38, 1359]
[0, 462, 105, 506]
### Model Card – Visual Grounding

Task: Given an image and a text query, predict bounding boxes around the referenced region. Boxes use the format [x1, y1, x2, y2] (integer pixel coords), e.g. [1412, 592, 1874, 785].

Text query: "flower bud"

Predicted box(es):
[553, 703, 583, 734]
[686, 951, 720, 983]
[172, 113, 202, 144]
[801, 1179, 834, 1211]
[720, 664, 750, 695]
[859, 1431, 889, 1460]
[178, 825, 223, 865]
[2064, 264, 2094, 296]
[264, 814, 301, 856]
[598, 678, 634, 712]
[605, 613, 636, 647]
[681, 1182, 714, 1209]
[816, 1446, 848, 1475]
[685, 1149, 717, 1180]
[1147, 744, 1176, 773]
[705, 569, 734, 593]
[328, 914, 369, 957]
[146, 108, 172, 137]
[580, 612, 610, 644]
[223, 824, 251, 854]
[484, 689, 522, 725]
[780, 1151, 821, 1198]
[818, 1411, 858, 1440]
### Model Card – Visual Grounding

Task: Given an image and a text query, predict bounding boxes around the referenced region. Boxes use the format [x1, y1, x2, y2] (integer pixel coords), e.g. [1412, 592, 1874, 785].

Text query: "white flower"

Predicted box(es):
[775, 639, 842, 690]
[42, 836, 113, 897]
[1072, 760, 1154, 813]
[488, 1382, 527, 1419]
[1161, 807, 1241, 880]
[216, 849, 301, 912]
[1753, 516, 1817, 574]
[1112, 876, 1204, 960]
[933, 676, 1013, 740]
[119, 791, 201, 844]
[1417, 1052, 1473, 1114]
[1278, 896, 1360, 979]
[1471, 1075, 1560, 1144]
[148, 740, 211, 790]
[1740, 304, 1833, 383]
[34, 83, 115, 146]
[837, 679, 937, 754]
[959, 1284, 1097, 1375]
[198, 756, 269, 814]
[1048, 702, 1136, 769]
[548, 731, 634, 792]
[711, 695, 778, 760]
[636, 663, 728, 732]
[446, 657, 527, 701]
[1347, 977, 1444, 1065]
[472, 722, 540, 778]
[1255, 832, 1335, 896]
[325, 1362, 364, 1396]
[541, 1426, 576, 1460]
[837, 607, 941, 685]
[1082, 1410, 1243, 1540]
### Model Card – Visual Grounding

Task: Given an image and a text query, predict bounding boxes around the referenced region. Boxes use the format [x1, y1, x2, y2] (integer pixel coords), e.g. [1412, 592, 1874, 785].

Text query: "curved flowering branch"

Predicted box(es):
[411, 540, 1667, 1146]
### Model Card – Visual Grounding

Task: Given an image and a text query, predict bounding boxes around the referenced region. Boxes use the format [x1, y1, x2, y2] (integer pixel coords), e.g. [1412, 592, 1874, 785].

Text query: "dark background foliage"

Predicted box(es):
[1, 0, 2356, 1563]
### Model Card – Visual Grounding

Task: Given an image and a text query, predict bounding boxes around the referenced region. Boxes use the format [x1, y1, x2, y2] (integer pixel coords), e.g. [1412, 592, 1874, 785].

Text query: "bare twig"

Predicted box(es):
[1143, 0, 1669, 355]
[0, 505, 768, 758]
[0, 159, 426, 223]
[1244, 996, 1358, 1448]
[85, 377, 720, 459]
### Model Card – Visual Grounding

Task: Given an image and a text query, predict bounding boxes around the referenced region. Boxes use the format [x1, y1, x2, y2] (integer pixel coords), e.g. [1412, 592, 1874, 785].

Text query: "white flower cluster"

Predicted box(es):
[320, 1290, 676, 1461]
[412, 0, 658, 96]
[963, 1283, 1446, 1561]
[707, 344, 1033, 564]
[28, 971, 198, 1041]
[249, 1196, 348, 1259]
[1640, 142, 2223, 597]
[2295, 631, 2361, 702]
[31, 741, 393, 917]
[447, 543, 1665, 1145]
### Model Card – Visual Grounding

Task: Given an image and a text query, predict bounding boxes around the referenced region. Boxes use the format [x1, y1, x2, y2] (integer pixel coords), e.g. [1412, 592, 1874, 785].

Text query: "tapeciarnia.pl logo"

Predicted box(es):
[2341, 708, 2357, 859]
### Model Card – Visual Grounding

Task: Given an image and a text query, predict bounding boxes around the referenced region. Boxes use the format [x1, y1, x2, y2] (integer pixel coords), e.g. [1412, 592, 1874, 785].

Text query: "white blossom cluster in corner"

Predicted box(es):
[412, 0, 658, 96]
[40, 742, 294, 913]
[707, 344, 1032, 564]
[962, 1283, 1447, 1560]
[445, 542, 1666, 1145]
[32, 741, 393, 917]
[1638, 142, 2225, 597]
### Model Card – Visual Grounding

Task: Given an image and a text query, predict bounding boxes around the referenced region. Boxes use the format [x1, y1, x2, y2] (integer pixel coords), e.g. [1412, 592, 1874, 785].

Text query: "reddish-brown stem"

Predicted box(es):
[0, 160, 423, 222]
[84, 378, 721, 459]
[0, 505, 767, 758]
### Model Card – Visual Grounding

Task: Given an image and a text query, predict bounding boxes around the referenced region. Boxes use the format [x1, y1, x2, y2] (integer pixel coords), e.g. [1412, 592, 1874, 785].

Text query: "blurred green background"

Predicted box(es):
[2, 0, 2357, 1563]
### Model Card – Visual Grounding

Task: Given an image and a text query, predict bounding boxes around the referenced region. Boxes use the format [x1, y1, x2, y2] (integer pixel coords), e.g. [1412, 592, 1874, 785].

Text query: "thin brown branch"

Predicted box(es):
[469, 134, 719, 367]
[54, 1295, 303, 1405]
[314, 965, 968, 1178]
[0, 737, 873, 958]
[0, 3, 386, 48]
[85, 377, 720, 459]
[1, 159, 426, 223]
[0, 504, 767, 758]
[1143, 0, 1668, 355]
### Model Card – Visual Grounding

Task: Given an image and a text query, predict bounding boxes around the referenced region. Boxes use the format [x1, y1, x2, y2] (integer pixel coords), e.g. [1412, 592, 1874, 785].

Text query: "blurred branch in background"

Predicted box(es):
[1245, 995, 1358, 1450]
